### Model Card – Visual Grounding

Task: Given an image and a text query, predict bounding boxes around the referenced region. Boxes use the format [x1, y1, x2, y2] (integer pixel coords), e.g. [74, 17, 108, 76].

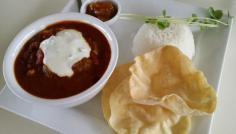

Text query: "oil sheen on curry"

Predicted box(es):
[14, 21, 111, 99]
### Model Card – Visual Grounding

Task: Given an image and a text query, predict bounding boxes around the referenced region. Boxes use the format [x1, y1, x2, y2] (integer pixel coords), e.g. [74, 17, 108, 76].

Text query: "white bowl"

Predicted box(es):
[3, 13, 118, 107]
[80, 0, 121, 25]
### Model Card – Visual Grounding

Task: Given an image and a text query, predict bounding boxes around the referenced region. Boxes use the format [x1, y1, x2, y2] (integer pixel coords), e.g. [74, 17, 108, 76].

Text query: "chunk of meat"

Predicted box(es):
[36, 49, 44, 65]
[86, 37, 99, 56]
[43, 65, 54, 78]
[90, 53, 99, 65]
[73, 58, 93, 73]
[40, 30, 53, 40]
[26, 69, 36, 76]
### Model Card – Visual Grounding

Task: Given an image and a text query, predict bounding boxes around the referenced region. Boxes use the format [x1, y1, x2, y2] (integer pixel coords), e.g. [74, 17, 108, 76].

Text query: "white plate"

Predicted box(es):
[0, 0, 233, 134]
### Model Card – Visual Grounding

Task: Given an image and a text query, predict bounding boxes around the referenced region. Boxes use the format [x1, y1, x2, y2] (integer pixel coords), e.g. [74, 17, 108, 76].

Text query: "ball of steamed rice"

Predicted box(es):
[132, 23, 195, 59]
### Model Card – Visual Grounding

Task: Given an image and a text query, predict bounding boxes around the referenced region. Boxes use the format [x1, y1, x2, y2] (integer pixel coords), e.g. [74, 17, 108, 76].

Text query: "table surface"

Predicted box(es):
[0, 0, 235, 134]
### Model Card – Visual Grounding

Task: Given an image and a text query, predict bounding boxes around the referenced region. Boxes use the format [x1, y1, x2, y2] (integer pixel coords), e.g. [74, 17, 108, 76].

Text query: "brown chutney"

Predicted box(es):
[86, 1, 118, 22]
[14, 21, 111, 99]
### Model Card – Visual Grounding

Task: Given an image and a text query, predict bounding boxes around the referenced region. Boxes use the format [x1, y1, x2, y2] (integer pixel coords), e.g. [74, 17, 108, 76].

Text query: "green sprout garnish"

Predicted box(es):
[119, 7, 233, 30]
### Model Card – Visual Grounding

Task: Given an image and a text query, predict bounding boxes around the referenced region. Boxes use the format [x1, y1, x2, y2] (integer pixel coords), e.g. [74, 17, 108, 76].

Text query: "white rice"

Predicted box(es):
[132, 23, 195, 59]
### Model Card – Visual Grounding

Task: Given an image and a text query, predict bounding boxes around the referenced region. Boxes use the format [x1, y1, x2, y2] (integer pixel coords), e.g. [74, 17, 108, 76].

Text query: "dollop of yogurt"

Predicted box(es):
[40, 29, 91, 77]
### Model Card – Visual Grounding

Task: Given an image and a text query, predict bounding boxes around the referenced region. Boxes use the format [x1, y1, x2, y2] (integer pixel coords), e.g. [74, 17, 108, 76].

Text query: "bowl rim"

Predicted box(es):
[80, 0, 121, 25]
[3, 12, 118, 107]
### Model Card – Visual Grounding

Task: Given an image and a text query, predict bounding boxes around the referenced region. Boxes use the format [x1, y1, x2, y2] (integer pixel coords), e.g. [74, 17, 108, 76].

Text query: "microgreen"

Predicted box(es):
[208, 7, 223, 20]
[119, 7, 232, 30]
[145, 10, 170, 29]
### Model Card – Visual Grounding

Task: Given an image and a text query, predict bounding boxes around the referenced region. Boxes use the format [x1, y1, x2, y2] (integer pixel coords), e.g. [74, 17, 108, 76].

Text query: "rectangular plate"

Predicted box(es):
[0, 0, 233, 134]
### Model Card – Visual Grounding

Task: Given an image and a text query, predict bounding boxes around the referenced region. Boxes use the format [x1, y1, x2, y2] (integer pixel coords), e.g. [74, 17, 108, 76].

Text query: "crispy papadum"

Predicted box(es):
[102, 63, 132, 120]
[102, 64, 191, 134]
[129, 46, 217, 115]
